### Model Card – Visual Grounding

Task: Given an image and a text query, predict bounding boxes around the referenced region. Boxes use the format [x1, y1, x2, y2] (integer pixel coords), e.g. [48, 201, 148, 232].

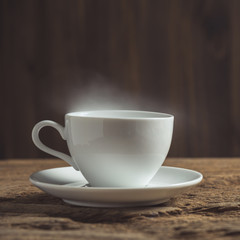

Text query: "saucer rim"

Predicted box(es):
[29, 166, 203, 191]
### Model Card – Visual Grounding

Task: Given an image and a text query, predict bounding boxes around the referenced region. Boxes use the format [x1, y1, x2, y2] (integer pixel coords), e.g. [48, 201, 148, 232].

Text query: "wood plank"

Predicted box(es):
[0, 158, 239, 240]
[230, 0, 240, 156]
[0, 0, 239, 158]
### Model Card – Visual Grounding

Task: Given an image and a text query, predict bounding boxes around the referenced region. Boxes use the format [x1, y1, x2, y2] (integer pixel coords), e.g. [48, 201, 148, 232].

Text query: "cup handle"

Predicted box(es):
[32, 120, 79, 170]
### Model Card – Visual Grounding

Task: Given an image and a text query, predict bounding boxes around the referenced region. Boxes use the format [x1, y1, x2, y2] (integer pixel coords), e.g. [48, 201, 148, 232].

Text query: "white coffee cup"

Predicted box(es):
[32, 110, 174, 187]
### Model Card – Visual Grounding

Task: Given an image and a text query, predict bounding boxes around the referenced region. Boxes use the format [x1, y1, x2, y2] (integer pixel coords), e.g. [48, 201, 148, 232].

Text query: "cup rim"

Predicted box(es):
[65, 110, 174, 120]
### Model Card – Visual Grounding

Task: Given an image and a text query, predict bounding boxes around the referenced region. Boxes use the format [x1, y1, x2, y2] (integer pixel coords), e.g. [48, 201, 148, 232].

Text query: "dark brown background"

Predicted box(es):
[0, 0, 240, 159]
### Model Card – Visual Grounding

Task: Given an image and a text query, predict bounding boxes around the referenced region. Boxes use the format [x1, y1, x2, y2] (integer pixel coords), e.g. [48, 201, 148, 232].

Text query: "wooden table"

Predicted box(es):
[0, 158, 239, 240]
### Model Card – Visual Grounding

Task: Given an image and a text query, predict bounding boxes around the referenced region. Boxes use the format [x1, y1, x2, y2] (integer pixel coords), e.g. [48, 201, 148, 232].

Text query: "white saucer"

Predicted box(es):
[29, 166, 203, 208]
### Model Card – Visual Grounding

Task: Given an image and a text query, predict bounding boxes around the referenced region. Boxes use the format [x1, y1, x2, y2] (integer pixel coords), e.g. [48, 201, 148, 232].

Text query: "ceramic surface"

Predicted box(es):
[32, 110, 174, 187]
[29, 166, 203, 208]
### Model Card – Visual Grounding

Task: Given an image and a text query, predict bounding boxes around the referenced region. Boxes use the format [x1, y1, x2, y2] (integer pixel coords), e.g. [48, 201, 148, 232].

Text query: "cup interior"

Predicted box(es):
[66, 110, 173, 119]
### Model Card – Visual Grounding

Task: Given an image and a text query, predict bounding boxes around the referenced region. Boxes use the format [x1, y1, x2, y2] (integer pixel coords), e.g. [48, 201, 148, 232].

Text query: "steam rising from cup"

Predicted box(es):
[68, 80, 141, 112]
[45, 71, 163, 115]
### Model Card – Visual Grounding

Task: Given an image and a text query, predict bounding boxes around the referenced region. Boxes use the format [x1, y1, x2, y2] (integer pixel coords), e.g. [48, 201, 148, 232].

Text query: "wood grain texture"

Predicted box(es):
[0, 0, 240, 158]
[0, 158, 239, 239]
